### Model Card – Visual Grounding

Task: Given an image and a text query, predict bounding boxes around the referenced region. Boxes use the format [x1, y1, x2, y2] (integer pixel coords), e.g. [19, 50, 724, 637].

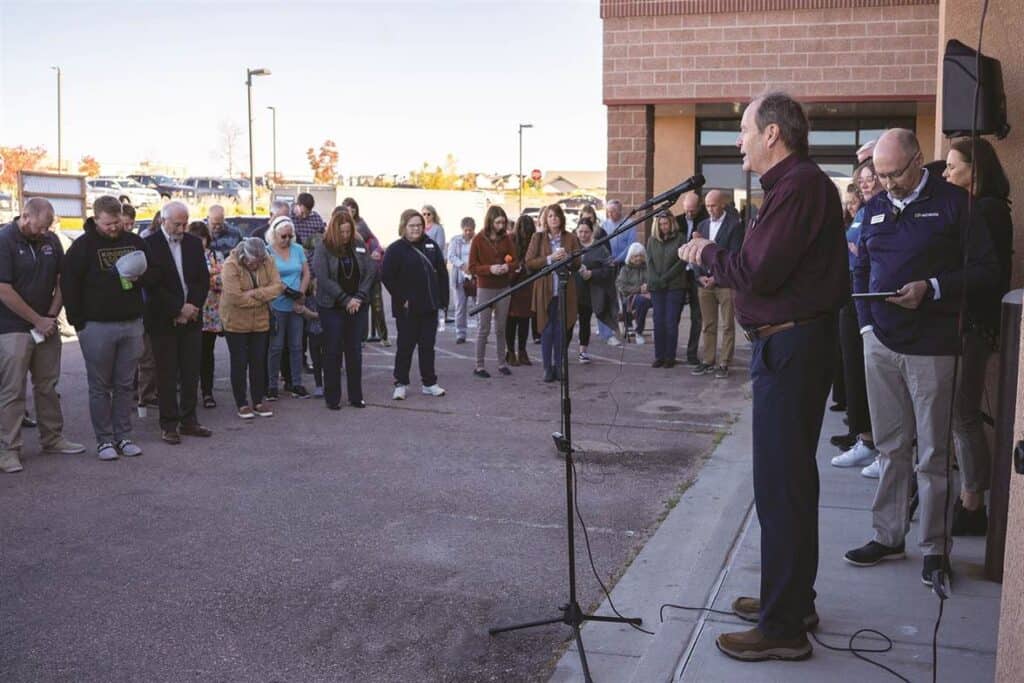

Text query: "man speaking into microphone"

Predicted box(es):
[679, 92, 848, 662]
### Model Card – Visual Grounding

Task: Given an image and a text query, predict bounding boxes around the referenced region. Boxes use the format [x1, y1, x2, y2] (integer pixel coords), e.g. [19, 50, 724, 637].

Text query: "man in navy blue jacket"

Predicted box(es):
[844, 129, 997, 587]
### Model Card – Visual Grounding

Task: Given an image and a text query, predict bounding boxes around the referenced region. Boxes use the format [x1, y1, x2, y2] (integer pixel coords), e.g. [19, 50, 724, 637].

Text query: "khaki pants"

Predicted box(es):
[0, 332, 64, 456]
[697, 286, 735, 366]
[863, 331, 956, 555]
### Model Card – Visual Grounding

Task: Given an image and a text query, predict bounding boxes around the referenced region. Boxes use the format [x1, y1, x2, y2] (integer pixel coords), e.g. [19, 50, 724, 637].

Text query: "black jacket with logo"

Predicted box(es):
[63, 218, 152, 330]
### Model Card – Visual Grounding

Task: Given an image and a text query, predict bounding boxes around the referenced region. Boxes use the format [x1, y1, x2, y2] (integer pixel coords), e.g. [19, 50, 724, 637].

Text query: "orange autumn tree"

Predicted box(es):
[78, 155, 100, 177]
[307, 140, 339, 184]
[0, 145, 48, 189]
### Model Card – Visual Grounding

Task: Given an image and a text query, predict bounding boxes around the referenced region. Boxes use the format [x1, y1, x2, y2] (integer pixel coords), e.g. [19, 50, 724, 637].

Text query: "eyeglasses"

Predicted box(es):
[876, 153, 920, 183]
[422, 211, 433, 217]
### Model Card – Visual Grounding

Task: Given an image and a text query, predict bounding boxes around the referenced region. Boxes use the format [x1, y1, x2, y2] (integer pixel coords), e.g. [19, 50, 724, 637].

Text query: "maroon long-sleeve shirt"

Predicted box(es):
[699, 154, 849, 328]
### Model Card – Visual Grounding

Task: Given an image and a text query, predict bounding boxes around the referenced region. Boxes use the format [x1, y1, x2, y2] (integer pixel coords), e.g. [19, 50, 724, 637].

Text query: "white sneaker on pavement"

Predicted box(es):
[392, 384, 408, 400]
[606, 336, 622, 347]
[422, 384, 446, 397]
[831, 439, 878, 468]
[861, 456, 881, 479]
[635, 333, 645, 345]
[97, 443, 119, 461]
[117, 440, 143, 457]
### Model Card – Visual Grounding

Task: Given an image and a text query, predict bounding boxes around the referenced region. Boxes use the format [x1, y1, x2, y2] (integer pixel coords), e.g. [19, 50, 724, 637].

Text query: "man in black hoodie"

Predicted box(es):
[64, 196, 153, 461]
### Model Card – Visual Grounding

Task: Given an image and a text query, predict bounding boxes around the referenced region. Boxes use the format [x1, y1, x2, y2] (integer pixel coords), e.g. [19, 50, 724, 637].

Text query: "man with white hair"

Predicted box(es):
[604, 199, 637, 266]
[143, 201, 211, 444]
[207, 204, 241, 258]
[0, 198, 85, 473]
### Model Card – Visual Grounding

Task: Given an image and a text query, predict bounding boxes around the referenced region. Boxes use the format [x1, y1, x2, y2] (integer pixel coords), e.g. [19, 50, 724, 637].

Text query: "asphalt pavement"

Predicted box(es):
[1, 315, 751, 682]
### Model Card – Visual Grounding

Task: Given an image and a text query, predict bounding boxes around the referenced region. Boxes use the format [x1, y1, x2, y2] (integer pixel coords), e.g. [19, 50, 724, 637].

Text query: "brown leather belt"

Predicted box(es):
[743, 316, 824, 342]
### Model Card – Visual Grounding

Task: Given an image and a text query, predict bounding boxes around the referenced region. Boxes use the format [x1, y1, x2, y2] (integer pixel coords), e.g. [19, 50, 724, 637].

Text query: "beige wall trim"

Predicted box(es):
[601, 0, 937, 19]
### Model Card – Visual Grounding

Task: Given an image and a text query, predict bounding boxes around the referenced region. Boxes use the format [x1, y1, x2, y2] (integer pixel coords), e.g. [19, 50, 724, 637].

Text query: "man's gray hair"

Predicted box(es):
[160, 201, 188, 220]
[754, 91, 809, 157]
[232, 236, 267, 264]
[271, 200, 289, 213]
[607, 199, 622, 209]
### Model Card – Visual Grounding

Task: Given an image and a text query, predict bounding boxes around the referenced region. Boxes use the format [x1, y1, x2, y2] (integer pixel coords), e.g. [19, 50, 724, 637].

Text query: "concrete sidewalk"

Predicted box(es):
[551, 401, 1001, 682]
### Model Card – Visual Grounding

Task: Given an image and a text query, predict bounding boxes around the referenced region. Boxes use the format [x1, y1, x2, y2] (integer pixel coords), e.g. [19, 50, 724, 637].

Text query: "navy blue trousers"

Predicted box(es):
[321, 306, 366, 407]
[751, 316, 834, 639]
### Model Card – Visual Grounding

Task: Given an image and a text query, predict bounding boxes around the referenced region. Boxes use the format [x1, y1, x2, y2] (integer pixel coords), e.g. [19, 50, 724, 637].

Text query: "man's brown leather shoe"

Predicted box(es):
[161, 430, 181, 445]
[180, 424, 212, 438]
[731, 596, 820, 630]
[716, 627, 812, 662]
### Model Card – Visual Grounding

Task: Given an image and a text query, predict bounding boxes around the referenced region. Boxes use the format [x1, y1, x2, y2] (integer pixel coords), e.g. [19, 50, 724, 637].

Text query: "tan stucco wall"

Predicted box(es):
[935, 1, 1024, 679]
[653, 111, 696, 214]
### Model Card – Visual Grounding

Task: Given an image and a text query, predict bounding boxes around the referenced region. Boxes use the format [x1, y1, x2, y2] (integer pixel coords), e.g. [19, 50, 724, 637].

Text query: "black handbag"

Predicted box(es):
[462, 277, 477, 298]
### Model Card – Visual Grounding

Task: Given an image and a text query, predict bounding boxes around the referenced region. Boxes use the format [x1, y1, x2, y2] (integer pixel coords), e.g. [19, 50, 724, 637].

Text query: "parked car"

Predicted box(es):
[0, 191, 14, 224]
[128, 174, 197, 200]
[225, 215, 269, 237]
[180, 177, 243, 202]
[89, 177, 161, 207]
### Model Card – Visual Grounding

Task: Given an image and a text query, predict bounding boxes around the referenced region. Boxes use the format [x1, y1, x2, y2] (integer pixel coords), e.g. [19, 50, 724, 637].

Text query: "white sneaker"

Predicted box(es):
[392, 384, 408, 401]
[861, 456, 881, 479]
[635, 333, 645, 345]
[422, 384, 446, 397]
[831, 440, 878, 468]
[606, 336, 622, 347]
[117, 440, 143, 457]
[97, 443, 119, 461]
[578, 351, 591, 364]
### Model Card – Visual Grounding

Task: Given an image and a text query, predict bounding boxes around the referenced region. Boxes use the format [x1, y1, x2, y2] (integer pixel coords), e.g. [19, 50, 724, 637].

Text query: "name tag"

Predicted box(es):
[355, 246, 366, 254]
[870, 214, 885, 224]
[914, 212, 940, 218]
[425, 243, 435, 249]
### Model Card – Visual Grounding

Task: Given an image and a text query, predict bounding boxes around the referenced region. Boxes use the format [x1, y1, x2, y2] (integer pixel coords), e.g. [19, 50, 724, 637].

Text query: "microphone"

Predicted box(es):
[637, 174, 706, 212]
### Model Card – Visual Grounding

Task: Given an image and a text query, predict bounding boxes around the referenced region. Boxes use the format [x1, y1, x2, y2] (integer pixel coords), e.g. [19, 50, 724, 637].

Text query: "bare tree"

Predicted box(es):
[218, 120, 243, 177]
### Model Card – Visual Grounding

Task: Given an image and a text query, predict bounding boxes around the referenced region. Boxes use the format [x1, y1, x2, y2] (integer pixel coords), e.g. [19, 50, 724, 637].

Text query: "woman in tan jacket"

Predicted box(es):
[219, 238, 284, 418]
[525, 204, 581, 382]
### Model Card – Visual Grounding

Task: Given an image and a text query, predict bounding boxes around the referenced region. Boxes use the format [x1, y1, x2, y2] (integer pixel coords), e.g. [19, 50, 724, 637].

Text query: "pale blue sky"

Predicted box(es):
[1, 0, 606, 178]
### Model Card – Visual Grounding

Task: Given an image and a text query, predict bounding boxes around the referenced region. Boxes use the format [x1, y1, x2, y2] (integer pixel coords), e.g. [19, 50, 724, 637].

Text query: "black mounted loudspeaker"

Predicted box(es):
[942, 39, 1010, 139]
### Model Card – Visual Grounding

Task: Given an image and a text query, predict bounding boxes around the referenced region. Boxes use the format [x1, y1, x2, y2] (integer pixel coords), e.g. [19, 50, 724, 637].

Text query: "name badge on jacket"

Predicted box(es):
[425, 244, 435, 249]
[355, 246, 366, 254]
[870, 214, 885, 225]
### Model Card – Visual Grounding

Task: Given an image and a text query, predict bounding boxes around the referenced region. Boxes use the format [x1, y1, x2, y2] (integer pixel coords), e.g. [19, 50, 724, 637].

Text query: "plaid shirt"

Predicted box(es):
[293, 210, 326, 264]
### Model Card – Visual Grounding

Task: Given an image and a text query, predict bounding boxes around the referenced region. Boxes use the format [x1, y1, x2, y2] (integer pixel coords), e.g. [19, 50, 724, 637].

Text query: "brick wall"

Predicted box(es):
[608, 105, 655, 238]
[603, 3, 939, 103]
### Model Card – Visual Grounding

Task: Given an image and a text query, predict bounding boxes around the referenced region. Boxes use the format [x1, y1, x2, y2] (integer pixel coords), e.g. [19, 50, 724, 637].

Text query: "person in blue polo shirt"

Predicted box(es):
[844, 129, 997, 588]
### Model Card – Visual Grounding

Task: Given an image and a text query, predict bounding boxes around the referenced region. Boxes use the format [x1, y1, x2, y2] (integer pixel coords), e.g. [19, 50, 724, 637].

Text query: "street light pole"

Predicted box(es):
[51, 66, 62, 172]
[518, 123, 533, 215]
[266, 106, 277, 189]
[246, 67, 271, 214]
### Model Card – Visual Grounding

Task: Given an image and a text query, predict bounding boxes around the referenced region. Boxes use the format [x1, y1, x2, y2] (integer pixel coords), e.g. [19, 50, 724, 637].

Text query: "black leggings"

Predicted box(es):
[505, 315, 530, 352]
[200, 331, 218, 397]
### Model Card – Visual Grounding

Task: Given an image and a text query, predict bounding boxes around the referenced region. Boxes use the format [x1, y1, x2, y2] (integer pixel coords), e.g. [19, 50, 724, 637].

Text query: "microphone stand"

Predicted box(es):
[473, 198, 678, 682]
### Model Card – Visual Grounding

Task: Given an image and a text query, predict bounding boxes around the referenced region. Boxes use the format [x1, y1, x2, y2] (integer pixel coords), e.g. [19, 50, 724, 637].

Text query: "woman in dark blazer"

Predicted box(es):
[312, 210, 376, 410]
[943, 136, 1014, 535]
[381, 209, 450, 400]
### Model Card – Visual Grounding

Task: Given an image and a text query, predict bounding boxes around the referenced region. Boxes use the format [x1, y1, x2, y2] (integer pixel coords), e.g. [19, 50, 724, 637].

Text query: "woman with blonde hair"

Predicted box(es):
[313, 210, 376, 409]
[646, 211, 687, 367]
[219, 238, 284, 418]
[266, 216, 312, 399]
[382, 209, 449, 400]
[525, 204, 581, 382]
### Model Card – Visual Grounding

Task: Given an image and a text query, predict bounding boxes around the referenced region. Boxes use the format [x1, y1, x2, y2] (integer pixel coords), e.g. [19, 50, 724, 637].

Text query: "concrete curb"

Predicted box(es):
[549, 402, 755, 682]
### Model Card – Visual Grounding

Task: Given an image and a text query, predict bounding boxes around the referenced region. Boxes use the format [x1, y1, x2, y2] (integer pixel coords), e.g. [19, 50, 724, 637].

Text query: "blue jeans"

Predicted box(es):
[651, 288, 685, 362]
[269, 309, 303, 390]
[751, 316, 834, 639]
[541, 297, 566, 372]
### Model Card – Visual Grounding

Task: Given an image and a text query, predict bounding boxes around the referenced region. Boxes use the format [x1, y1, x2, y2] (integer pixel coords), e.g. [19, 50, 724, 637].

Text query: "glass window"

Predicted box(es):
[809, 130, 856, 145]
[858, 128, 886, 145]
[700, 131, 740, 146]
[700, 162, 747, 191]
[817, 163, 855, 179]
